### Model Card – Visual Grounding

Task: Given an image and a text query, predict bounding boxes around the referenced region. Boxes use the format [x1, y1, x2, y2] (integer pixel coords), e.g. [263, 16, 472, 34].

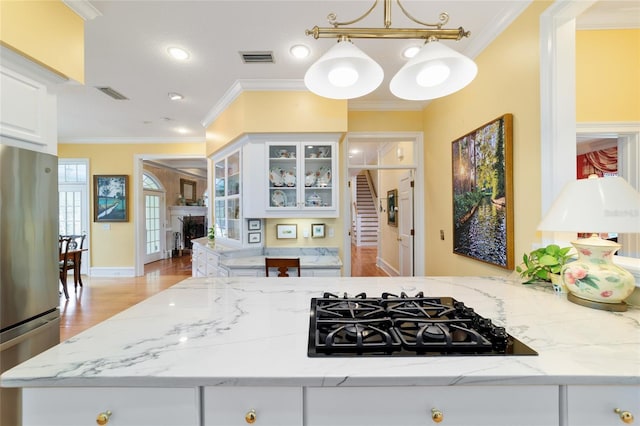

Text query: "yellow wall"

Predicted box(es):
[0, 0, 84, 82]
[206, 91, 348, 156]
[348, 110, 423, 132]
[421, 1, 552, 276]
[59, 142, 205, 268]
[576, 29, 640, 122]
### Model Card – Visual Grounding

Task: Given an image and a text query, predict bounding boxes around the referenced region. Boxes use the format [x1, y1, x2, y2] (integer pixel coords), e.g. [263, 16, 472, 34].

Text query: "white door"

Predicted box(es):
[399, 172, 414, 276]
[144, 191, 165, 264]
[58, 161, 89, 275]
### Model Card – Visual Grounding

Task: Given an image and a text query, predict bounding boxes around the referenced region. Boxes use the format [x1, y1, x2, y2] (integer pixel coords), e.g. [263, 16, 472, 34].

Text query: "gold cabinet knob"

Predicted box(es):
[431, 408, 444, 423]
[245, 409, 257, 424]
[614, 408, 634, 424]
[96, 410, 112, 425]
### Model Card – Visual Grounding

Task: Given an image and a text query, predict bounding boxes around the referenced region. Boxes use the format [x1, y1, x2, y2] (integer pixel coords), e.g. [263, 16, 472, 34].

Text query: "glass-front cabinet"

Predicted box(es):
[267, 141, 336, 214]
[213, 150, 241, 243]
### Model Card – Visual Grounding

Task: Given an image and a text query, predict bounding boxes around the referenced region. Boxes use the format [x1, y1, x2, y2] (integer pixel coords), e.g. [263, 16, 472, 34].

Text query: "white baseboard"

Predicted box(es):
[377, 257, 399, 277]
[90, 267, 136, 277]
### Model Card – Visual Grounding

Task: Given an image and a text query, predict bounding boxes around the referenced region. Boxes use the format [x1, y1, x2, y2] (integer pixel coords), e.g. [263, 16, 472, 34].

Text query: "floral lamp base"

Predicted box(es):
[561, 236, 635, 312]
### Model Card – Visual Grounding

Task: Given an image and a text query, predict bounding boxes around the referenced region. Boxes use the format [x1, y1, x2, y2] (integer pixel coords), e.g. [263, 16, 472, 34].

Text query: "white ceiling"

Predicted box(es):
[55, 0, 637, 175]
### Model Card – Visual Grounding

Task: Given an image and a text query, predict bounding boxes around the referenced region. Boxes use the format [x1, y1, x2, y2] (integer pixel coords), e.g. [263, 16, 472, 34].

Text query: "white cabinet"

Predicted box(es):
[0, 50, 61, 155]
[203, 386, 302, 426]
[265, 141, 337, 217]
[213, 150, 242, 244]
[566, 385, 639, 425]
[305, 386, 559, 426]
[192, 240, 226, 277]
[242, 134, 340, 218]
[22, 387, 199, 426]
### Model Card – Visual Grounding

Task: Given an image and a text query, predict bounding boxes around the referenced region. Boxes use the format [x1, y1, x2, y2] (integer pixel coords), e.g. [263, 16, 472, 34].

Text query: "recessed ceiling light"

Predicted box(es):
[176, 127, 189, 134]
[290, 44, 310, 59]
[167, 46, 190, 61]
[168, 92, 184, 101]
[402, 46, 421, 59]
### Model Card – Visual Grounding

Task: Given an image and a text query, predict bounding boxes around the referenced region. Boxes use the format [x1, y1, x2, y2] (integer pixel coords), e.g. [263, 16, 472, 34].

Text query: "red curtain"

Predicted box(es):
[576, 146, 618, 179]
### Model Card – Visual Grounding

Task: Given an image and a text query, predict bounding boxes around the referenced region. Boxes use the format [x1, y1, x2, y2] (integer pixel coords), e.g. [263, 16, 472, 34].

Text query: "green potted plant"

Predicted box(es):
[516, 244, 572, 285]
[207, 227, 215, 246]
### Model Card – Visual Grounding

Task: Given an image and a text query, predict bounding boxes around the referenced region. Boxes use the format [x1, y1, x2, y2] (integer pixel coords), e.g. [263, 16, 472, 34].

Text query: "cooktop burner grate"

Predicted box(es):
[308, 292, 537, 357]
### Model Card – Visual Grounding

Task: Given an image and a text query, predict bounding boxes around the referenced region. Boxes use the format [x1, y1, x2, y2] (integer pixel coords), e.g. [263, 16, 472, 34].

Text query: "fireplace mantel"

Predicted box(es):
[169, 206, 207, 217]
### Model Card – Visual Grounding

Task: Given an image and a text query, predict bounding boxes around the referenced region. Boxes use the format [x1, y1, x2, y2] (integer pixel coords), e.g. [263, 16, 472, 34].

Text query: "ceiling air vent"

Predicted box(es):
[95, 86, 129, 100]
[239, 51, 275, 64]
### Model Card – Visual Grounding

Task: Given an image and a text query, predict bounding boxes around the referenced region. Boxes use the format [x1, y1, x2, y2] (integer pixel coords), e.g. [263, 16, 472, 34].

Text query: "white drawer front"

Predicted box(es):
[306, 386, 558, 426]
[567, 385, 639, 426]
[23, 387, 199, 426]
[204, 386, 302, 426]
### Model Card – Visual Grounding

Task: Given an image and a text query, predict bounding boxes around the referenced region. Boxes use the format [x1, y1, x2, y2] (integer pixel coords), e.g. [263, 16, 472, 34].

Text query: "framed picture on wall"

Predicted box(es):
[94, 175, 129, 222]
[180, 178, 197, 204]
[248, 219, 261, 231]
[451, 113, 514, 269]
[387, 189, 398, 227]
[311, 223, 325, 238]
[248, 232, 261, 243]
[276, 224, 297, 239]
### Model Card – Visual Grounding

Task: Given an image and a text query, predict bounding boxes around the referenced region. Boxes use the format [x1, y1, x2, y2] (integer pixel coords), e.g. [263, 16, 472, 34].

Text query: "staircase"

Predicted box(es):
[353, 174, 378, 247]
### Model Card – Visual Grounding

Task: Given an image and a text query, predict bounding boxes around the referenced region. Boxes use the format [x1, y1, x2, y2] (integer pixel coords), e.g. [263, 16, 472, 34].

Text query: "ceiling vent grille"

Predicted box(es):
[239, 51, 275, 64]
[95, 86, 129, 100]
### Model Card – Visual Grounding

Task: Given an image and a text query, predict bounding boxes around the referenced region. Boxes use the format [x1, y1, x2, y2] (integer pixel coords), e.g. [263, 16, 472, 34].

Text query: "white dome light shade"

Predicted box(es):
[415, 60, 450, 87]
[390, 42, 477, 100]
[328, 66, 359, 87]
[304, 40, 383, 99]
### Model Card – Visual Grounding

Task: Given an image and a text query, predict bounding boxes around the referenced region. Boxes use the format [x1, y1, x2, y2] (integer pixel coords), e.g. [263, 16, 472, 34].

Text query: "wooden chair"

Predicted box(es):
[64, 234, 86, 288]
[58, 236, 72, 299]
[265, 258, 301, 277]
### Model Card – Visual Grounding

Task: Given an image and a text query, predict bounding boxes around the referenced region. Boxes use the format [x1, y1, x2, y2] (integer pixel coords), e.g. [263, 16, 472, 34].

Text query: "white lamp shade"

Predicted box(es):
[538, 176, 640, 233]
[304, 40, 383, 99]
[390, 41, 477, 100]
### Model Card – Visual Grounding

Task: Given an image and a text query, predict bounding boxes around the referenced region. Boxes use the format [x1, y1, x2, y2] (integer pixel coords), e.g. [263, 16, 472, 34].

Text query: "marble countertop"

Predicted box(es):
[222, 254, 342, 269]
[191, 239, 342, 269]
[2, 276, 639, 388]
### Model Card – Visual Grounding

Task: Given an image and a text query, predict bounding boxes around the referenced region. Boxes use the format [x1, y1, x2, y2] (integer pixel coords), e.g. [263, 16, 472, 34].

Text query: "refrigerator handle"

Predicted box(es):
[0, 319, 59, 352]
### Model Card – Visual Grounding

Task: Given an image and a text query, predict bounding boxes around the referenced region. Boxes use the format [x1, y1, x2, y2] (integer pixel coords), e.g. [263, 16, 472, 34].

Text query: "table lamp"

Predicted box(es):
[538, 175, 640, 311]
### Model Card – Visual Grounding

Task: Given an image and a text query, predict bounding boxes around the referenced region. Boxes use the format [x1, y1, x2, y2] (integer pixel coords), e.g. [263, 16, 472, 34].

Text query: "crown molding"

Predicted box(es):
[200, 79, 307, 128]
[62, 0, 102, 20]
[348, 100, 426, 111]
[0, 45, 69, 86]
[464, 1, 532, 59]
[61, 136, 205, 144]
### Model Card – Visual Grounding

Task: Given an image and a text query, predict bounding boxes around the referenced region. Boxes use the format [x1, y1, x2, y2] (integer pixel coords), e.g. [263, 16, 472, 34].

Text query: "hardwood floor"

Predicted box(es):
[350, 245, 389, 277]
[59, 256, 192, 341]
[59, 245, 385, 341]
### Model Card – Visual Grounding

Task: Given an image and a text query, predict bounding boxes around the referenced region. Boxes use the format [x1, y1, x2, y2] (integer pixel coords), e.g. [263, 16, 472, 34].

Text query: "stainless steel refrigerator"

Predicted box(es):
[0, 145, 60, 425]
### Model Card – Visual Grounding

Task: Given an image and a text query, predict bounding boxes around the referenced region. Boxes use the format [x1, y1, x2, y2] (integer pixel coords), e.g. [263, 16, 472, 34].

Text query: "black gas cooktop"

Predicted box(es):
[308, 292, 537, 357]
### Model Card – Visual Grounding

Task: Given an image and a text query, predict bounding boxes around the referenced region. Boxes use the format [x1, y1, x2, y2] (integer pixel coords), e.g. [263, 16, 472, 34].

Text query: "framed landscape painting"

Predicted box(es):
[94, 175, 129, 222]
[451, 114, 514, 269]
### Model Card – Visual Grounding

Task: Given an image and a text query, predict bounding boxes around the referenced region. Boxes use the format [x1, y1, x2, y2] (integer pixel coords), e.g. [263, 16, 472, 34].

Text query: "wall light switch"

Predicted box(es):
[303, 229, 309, 238]
[328, 227, 334, 238]
[103, 224, 111, 230]
[440, 230, 445, 240]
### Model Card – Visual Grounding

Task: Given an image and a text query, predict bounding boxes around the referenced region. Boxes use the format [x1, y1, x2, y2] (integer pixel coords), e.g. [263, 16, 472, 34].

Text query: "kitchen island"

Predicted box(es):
[2, 276, 638, 425]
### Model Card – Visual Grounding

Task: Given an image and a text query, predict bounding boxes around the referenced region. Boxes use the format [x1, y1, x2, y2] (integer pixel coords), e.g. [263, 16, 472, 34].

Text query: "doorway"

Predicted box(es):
[58, 159, 90, 275]
[343, 132, 424, 277]
[142, 171, 166, 264]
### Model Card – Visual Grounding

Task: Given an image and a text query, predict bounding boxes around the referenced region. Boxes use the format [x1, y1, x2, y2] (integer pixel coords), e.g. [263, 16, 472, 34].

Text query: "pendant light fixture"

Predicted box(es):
[305, 0, 476, 101]
[304, 36, 384, 99]
[390, 38, 478, 100]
